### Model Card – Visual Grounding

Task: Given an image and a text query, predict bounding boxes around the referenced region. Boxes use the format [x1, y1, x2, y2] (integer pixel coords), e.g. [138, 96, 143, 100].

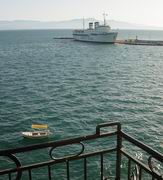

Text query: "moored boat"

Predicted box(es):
[73, 13, 118, 43]
[22, 124, 52, 139]
[22, 130, 51, 139]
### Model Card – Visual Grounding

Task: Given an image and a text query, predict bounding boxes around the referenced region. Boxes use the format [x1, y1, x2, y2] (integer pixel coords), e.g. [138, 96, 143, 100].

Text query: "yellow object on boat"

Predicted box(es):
[31, 124, 48, 129]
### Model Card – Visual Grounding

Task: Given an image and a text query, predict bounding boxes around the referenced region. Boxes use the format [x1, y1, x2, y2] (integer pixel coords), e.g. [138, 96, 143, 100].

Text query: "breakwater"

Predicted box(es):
[53, 36, 163, 46]
[53, 37, 74, 39]
[116, 39, 163, 46]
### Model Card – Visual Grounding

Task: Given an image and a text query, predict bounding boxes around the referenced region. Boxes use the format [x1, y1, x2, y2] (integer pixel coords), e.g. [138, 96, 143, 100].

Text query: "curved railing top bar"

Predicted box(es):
[121, 131, 163, 162]
[0, 122, 162, 180]
[0, 122, 120, 155]
[0, 122, 162, 161]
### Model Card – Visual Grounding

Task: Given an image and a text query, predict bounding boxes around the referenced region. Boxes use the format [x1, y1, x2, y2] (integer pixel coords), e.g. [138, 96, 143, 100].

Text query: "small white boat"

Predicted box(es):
[22, 124, 52, 139]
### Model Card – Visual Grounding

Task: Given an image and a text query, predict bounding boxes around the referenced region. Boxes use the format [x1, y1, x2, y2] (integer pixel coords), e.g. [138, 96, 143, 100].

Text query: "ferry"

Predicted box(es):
[73, 13, 118, 43]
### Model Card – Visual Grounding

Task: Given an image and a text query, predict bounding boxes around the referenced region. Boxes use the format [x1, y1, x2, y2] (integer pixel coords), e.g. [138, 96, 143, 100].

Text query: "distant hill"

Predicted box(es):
[0, 18, 163, 30]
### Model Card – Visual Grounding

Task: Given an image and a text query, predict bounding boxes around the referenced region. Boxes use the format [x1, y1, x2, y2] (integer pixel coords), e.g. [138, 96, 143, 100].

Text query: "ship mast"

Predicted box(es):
[83, 17, 85, 30]
[103, 12, 108, 26]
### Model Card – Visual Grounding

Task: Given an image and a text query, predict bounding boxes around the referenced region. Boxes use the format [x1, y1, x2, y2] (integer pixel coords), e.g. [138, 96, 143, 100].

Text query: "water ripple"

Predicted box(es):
[0, 30, 163, 154]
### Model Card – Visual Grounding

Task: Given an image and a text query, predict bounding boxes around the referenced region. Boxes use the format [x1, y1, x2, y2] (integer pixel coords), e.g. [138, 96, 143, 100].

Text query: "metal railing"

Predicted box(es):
[0, 122, 162, 180]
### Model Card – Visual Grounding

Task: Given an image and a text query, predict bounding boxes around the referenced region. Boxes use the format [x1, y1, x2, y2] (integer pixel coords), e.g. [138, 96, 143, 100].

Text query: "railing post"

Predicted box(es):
[115, 123, 122, 180]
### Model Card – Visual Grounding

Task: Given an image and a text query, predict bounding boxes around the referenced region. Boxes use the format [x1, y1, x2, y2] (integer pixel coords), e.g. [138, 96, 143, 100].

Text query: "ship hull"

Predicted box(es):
[73, 32, 118, 43]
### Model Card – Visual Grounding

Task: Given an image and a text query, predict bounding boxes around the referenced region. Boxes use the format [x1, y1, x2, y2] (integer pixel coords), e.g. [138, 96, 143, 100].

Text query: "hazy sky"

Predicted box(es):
[0, 0, 163, 27]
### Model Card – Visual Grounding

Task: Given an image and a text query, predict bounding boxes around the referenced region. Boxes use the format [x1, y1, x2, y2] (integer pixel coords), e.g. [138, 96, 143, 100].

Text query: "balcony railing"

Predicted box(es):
[0, 122, 162, 180]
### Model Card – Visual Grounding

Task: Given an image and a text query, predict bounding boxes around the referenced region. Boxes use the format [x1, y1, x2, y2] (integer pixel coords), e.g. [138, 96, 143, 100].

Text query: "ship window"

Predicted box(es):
[33, 133, 38, 136]
[40, 132, 46, 135]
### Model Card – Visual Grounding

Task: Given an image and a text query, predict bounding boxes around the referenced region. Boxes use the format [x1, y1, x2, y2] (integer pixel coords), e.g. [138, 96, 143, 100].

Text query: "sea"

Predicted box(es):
[0, 29, 163, 179]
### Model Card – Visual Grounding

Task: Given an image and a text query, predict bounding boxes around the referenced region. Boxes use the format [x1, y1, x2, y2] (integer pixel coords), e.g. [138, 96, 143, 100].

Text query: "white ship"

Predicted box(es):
[73, 14, 118, 43]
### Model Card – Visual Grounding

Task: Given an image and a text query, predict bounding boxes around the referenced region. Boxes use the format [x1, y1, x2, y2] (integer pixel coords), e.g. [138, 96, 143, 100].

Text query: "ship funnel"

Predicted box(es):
[94, 22, 99, 28]
[89, 22, 93, 29]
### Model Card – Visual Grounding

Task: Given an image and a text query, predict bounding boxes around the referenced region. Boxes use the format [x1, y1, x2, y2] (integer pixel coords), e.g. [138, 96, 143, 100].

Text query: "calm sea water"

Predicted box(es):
[0, 29, 163, 179]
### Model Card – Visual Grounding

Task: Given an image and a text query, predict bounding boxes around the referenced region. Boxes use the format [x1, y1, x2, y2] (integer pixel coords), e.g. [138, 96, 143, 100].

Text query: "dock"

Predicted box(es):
[53, 37, 74, 39]
[116, 39, 163, 46]
[53, 37, 163, 46]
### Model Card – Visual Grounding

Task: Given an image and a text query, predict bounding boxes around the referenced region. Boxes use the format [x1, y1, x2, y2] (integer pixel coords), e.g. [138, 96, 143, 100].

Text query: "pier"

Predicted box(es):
[116, 39, 163, 46]
[53, 37, 74, 39]
[53, 37, 163, 46]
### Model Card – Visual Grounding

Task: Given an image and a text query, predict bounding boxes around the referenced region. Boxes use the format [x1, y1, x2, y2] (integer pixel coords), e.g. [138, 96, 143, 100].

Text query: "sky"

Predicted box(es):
[0, 0, 163, 27]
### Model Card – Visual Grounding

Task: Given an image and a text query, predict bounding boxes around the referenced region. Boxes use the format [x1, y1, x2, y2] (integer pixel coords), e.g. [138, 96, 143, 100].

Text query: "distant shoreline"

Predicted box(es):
[0, 19, 163, 31]
[0, 28, 163, 31]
